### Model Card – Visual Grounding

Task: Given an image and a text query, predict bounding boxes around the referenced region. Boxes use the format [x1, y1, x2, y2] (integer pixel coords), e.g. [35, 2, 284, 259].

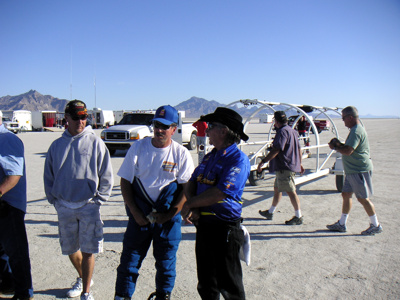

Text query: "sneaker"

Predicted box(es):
[326, 221, 347, 232]
[67, 278, 94, 298]
[285, 216, 303, 225]
[361, 223, 383, 235]
[11, 297, 34, 300]
[147, 291, 171, 300]
[259, 209, 273, 220]
[81, 293, 94, 300]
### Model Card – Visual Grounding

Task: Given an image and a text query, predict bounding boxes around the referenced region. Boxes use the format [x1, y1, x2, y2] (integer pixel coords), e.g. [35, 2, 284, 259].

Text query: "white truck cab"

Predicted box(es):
[100, 110, 197, 155]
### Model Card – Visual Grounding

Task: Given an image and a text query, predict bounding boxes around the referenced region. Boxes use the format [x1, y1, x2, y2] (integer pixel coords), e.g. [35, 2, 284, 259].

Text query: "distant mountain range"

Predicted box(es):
[0, 90, 69, 112]
[0, 90, 397, 119]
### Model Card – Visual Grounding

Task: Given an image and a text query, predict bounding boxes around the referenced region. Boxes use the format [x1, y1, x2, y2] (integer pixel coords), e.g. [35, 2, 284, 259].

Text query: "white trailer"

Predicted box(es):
[113, 110, 133, 124]
[12, 110, 32, 131]
[259, 113, 274, 123]
[32, 110, 58, 131]
[88, 108, 115, 128]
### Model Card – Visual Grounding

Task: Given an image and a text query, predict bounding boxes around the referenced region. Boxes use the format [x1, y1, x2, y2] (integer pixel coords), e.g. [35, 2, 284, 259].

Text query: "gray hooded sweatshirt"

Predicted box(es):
[44, 126, 113, 208]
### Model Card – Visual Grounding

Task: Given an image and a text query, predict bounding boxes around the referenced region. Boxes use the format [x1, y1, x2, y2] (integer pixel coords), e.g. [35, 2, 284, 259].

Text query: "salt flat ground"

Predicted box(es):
[3, 119, 400, 300]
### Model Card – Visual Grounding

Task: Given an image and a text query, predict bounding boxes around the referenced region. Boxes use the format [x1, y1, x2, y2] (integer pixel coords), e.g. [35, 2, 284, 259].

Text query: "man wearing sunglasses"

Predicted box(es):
[115, 105, 194, 300]
[182, 107, 250, 300]
[327, 106, 382, 235]
[44, 100, 114, 300]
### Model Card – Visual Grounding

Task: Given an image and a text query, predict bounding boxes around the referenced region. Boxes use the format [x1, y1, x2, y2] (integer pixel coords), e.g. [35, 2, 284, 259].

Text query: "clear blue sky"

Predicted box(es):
[1, 0, 399, 116]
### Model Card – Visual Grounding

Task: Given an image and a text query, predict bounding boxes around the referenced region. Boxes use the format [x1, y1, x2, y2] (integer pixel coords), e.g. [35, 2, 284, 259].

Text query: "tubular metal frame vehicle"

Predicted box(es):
[223, 99, 347, 191]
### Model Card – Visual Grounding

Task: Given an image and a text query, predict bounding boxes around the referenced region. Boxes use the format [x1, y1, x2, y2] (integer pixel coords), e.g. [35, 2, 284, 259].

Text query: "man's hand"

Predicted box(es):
[300, 164, 305, 175]
[130, 209, 150, 226]
[257, 161, 265, 173]
[329, 138, 340, 150]
[181, 203, 200, 225]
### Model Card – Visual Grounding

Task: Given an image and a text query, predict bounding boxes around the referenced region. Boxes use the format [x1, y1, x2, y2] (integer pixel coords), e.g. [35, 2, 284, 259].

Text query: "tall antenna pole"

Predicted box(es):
[94, 74, 97, 108]
[70, 47, 73, 100]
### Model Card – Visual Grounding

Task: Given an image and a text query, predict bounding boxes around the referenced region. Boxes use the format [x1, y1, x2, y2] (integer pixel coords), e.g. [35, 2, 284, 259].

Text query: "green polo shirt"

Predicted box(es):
[343, 123, 373, 174]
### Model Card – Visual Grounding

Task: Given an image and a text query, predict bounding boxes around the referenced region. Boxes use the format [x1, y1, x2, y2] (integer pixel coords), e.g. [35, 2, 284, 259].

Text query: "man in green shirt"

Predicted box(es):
[327, 106, 382, 235]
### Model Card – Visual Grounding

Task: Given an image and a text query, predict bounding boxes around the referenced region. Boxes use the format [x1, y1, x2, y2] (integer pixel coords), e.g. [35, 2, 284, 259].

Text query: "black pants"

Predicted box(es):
[195, 219, 245, 300]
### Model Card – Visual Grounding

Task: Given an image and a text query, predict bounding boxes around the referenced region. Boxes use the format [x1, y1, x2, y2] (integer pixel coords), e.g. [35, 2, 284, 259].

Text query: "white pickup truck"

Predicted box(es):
[100, 111, 197, 155]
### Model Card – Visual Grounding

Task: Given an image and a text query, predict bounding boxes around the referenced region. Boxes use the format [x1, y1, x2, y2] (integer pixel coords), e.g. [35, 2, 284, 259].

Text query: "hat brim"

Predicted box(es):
[151, 117, 175, 125]
[200, 113, 249, 141]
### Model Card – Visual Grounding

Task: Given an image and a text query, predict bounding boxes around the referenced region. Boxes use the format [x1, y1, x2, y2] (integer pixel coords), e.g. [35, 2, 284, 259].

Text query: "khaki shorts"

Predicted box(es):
[274, 170, 296, 192]
[55, 202, 103, 255]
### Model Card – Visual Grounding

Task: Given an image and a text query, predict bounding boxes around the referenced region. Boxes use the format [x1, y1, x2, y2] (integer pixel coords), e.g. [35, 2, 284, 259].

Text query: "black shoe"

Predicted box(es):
[11, 296, 34, 300]
[285, 216, 303, 225]
[0, 283, 15, 295]
[259, 209, 273, 220]
[147, 291, 171, 300]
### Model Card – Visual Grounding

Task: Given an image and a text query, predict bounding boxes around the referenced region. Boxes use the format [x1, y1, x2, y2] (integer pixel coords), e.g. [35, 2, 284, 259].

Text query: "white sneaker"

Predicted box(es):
[81, 292, 94, 300]
[67, 277, 94, 298]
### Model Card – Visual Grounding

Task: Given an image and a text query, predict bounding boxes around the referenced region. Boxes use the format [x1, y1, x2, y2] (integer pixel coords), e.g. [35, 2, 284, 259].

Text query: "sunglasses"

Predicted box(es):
[70, 115, 88, 121]
[207, 123, 224, 130]
[153, 121, 172, 130]
[342, 115, 350, 121]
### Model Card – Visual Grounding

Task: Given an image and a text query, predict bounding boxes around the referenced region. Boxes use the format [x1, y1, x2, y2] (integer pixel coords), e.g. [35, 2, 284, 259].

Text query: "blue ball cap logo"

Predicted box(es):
[152, 105, 178, 125]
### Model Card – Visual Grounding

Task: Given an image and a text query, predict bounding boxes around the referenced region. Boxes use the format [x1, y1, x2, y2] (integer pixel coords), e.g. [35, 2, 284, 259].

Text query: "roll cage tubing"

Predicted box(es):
[225, 99, 344, 176]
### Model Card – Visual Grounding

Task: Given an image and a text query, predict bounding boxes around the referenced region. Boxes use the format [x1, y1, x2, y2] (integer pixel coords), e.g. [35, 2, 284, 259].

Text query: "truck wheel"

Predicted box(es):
[108, 148, 116, 156]
[248, 169, 265, 186]
[336, 175, 344, 192]
[317, 127, 322, 134]
[187, 133, 197, 150]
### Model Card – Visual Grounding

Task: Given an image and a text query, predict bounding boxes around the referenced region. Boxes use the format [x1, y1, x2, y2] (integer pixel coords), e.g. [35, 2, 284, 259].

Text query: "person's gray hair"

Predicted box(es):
[342, 106, 359, 118]
[225, 126, 241, 144]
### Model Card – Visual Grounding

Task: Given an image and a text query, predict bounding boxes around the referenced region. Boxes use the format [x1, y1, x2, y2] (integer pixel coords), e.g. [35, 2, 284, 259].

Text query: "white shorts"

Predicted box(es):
[55, 202, 104, 255]
[342, 171, 373, 199]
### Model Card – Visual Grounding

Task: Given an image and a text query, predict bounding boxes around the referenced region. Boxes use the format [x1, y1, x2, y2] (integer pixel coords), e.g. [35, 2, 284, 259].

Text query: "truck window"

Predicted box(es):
[118, 114, 154, 125]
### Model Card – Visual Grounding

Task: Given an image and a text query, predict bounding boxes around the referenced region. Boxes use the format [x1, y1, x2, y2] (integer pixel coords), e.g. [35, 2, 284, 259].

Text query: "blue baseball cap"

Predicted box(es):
[152, 105, 179, 125]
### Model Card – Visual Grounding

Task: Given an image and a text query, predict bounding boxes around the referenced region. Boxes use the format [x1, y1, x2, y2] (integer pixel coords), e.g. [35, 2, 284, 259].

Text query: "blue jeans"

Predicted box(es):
[0, 204, 33, 298]
[115, 207, 182, 298]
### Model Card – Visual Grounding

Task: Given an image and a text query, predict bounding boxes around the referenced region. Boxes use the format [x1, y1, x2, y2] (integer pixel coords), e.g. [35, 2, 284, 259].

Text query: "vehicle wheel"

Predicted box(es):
[187, 132, 197, 150]
[317, 127, 322, 134]
[248, 169, 265, 186]
[108, 148, 116, 156]
[336, 175, 344, 192]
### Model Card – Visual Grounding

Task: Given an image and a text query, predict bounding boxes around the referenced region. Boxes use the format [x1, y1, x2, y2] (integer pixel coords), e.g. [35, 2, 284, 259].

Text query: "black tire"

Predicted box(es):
[336, 175, 344, 192]
[248, 169, 266, 186]
[187, 132, 197, 150]
[108, 148, 116, 156]
[317, 126, 322, 134]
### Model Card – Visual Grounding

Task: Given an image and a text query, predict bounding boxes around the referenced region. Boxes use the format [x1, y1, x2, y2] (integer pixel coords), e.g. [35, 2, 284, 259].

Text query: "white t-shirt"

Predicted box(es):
[118, 137, 194, 201]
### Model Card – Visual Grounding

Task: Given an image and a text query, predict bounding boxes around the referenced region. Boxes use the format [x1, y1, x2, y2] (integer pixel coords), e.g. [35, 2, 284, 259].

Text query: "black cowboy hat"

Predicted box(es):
[200, 107, 249, 141]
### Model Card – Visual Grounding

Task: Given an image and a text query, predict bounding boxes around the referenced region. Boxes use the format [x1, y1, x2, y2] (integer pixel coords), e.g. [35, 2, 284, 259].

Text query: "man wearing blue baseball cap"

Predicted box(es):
[114, 105, 194, 300]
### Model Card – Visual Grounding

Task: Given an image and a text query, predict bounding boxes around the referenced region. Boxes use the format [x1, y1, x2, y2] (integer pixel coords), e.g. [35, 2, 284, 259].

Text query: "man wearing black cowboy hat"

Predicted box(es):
[182, 107, 250, 300]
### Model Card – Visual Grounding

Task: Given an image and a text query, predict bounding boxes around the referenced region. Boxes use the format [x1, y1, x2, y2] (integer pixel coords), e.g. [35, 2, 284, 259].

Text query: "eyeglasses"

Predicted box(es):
[342, 115, 351, 121]
[70, 115, 88, 121]
[207, 123, 225, 130]
[153, 121, 171, 130]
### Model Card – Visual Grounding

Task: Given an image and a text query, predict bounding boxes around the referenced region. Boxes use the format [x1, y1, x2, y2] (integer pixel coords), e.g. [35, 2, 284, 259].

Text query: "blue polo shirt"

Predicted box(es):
[190, 143, 250, 222]
[0, 124, 27, 213]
